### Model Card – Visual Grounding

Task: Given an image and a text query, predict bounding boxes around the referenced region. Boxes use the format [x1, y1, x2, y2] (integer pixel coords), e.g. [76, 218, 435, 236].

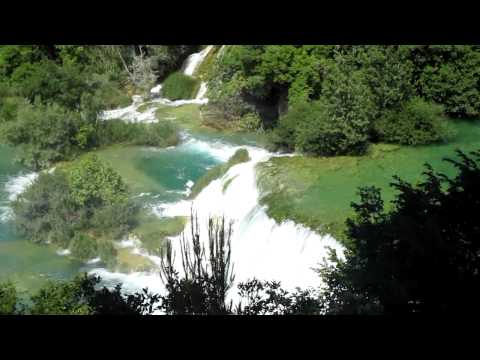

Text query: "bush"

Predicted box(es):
[374, 97, 451, 146]
[89, 201, 138, 240]
[98, 241, 118, 269]
[9, 60, 91, 111]
[0, 282, 18, 315]
[132, 121, 179, 147]
[70, 232, 98, 261]
[12, 171, 77, 247]
[67, 154, 128, 207]
[0, 101, 95, 170]
[161, 71, 199, 100]
[239, 112, 263, 131]
[410, 45, 480, 117]
[97, 120, 179, 148]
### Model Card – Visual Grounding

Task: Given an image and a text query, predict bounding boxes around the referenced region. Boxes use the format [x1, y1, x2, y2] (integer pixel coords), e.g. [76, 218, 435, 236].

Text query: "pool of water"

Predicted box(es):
[0, 134, 242, 295]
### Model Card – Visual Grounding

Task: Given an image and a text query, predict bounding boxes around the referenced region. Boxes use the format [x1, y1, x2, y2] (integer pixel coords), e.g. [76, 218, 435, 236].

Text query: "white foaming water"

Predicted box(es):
[195, 82, 208, 100]
[86, 257, 101, 265]
[0, 172, 39, 223]
[101, 47, 214, 124]
[57, 249, 71, 256]
[182, 46, 214, 76]
[150, 84, 162, 95]
[146, 146, 345, 306]
[0, 206, 13, 223]
[5, 172, 38, 201]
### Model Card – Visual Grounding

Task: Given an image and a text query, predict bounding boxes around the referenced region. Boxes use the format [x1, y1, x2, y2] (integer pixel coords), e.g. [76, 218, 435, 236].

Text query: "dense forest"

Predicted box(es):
[1, 45, 479, 315]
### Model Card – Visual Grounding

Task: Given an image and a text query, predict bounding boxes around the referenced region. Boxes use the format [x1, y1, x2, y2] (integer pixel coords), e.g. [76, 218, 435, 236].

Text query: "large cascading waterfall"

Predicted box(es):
[155, 146, 345, 304]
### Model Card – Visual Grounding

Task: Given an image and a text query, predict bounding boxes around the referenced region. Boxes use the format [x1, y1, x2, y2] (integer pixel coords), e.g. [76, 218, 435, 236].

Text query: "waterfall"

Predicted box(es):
[182, 46, 214, 76]
[156, 146, 345, 304]
[0, 172, 38, 223]
[101, 47, 215, 123]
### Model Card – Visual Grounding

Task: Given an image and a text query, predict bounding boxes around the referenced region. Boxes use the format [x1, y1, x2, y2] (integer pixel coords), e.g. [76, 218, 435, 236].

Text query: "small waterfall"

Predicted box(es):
[102, 47, 215, 123]
[0, 172, 38, 223]
[182, 46, 214, 77]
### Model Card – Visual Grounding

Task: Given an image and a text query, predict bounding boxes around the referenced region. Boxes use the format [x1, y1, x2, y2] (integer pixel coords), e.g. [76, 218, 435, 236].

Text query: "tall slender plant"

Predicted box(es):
[159, 208, 235, 315]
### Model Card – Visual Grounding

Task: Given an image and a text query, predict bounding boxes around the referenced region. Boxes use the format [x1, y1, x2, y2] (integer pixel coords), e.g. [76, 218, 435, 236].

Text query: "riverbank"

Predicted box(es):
[256, 119, 480, 242]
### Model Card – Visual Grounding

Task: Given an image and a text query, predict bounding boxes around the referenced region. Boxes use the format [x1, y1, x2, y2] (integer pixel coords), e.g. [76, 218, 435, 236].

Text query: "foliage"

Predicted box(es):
[13, 158, 137, 260]
[0, 101, 94, 170]
[159, 211, 235, 315]
[13, 171, 77, 247]
[236, 279, 321, 315]
[409, 45, 480, 117]
[375, 97, 451, 145]
[320, 149, 480, 314]
[210, 45, 480, 156]
[28, 274, 160, 315]
[273, 64, 375, 156]
[0, 282, 18, 315]
[97, 119, 179, 148]
[67, 154, 128, 207]
[70, 232, 98, 261]
[161, 71, 199, 100]
[239, 112, 263, 131]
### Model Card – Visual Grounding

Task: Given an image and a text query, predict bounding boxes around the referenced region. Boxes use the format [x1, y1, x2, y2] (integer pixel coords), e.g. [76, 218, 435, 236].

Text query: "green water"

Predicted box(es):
[0, 136, 230, 294]
[259, 120, 480, 236]
[0, 145, 83, 294]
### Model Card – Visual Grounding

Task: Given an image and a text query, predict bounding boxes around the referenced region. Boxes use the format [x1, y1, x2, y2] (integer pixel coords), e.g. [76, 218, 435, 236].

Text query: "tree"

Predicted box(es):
[13, 171, 77, 247]
[320, 149, 480, 314]
[275, 62, 375, 156]
[374, 97, 451, 146]
[67, 154, 128, 208]
[409, 45, 480, 117]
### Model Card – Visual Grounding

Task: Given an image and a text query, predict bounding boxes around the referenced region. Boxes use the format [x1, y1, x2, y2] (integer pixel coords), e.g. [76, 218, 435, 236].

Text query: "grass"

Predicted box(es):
[190, 149, 250, 198]
[132, 213, 187, 256]
[256, 120, 480, 242]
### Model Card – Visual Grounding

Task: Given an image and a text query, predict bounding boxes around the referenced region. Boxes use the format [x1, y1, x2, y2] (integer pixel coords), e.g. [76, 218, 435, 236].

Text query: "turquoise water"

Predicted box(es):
[0, 145, 84, 294]
[0, 136, 235, 294]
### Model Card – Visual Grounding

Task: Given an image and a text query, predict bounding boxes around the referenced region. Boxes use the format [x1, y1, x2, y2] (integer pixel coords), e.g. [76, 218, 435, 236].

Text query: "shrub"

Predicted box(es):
[89, 201, 138, 240]
[132, 121, 179, 147]
[98, 241, 118, 269]
[97, 120, 179, 148]
[70, 232, 98, 261]
[239, 112, 263, 131]
[12, 171, 77, 246]
[0, 282, 18, 315]
[1, 102, 90, 170]
[161, 71, 199, 100]
[67, 154, 128, 207]
[374, 97, 451, 146]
